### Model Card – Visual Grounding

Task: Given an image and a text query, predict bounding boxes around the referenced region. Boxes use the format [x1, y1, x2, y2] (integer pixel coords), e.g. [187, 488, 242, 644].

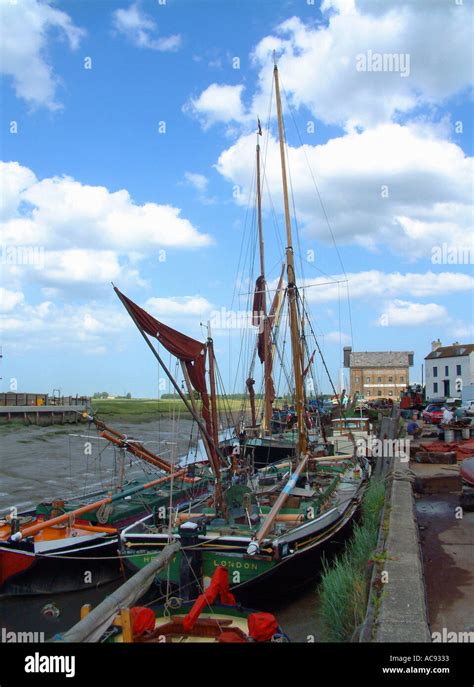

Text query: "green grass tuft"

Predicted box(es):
[319, 478, 385, 642]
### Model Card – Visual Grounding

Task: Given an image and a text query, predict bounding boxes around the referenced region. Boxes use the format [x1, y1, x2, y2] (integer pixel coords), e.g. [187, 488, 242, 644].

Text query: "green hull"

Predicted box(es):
[34, 475, 214, 527]
[127, 548, 274, 587]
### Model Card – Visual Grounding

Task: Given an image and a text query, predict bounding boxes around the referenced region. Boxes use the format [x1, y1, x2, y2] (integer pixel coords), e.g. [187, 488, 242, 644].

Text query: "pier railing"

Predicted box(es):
[0, 393, 90, 407]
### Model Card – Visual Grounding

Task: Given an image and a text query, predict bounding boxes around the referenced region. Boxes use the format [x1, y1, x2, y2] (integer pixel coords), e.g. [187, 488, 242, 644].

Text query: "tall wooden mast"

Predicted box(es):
[207, 325, 223, 512]
[273, 60, 307, 456]
[256, 134, 273, 432]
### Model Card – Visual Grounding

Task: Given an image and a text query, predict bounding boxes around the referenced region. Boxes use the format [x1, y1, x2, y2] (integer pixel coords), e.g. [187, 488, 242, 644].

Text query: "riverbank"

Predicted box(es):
[90, 398, 243, 423]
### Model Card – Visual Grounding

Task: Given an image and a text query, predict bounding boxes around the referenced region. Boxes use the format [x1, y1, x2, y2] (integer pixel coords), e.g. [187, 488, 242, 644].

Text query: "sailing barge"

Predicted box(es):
[0, 417, 215, 595]
[121, 455, 369, 597]
[113, 60, 371, 600]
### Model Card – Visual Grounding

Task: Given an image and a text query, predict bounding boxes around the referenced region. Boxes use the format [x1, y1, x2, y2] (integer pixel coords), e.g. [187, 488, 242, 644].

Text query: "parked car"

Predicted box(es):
[460, 400, 474, 417]
[422, 404, 444, 424]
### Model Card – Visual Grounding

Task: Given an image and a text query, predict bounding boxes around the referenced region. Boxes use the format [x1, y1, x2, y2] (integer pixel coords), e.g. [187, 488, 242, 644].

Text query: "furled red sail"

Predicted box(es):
[303, 350, 316, 379]
[114, 288, 217, 466]
[252, 275, 265, 331]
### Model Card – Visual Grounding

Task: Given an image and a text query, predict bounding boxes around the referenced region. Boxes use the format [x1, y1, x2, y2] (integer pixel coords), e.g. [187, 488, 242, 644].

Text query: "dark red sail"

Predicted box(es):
[114, 288, 217, 467]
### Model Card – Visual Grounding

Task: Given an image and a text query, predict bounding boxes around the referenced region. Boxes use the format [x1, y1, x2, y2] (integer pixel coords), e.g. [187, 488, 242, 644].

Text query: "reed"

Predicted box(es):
[319, 478, 385, 642]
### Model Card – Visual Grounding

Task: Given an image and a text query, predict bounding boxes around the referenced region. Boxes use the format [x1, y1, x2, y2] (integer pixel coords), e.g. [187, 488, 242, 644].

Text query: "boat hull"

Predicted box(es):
[0, 533, 121, 596]
[0, 481, 214, 596]
[122, 482, 366, 602]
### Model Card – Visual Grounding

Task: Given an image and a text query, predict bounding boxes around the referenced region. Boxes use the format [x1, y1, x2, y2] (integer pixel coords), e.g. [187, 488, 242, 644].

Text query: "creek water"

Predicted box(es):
[0, 419, 323, 642]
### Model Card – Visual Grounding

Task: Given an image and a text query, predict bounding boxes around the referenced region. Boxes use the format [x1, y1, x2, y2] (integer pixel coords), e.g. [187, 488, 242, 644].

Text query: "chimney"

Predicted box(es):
[343, 346, 352, 368]
[452, 341, 459, 346]
[431, 339, 442, 351]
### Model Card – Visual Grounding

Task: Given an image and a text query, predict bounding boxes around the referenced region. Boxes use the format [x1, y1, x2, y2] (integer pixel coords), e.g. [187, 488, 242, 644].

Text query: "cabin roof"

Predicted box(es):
[348, 351, 413, 368]
[425, 344, 474, 360]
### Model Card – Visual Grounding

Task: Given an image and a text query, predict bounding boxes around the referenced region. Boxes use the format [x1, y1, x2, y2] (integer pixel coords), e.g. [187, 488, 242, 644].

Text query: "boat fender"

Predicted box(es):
[247, 541, 259, 556]
[42, 603, 60, 620]
[130, 607, 155, 637]
[248, 612, 279, 642]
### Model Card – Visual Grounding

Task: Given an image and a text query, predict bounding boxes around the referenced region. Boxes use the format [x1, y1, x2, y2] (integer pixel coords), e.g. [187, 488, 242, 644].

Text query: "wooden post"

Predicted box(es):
[80, 604, 92, 620]
[55, 542, 180, 643]
[120, 607, 133, 643]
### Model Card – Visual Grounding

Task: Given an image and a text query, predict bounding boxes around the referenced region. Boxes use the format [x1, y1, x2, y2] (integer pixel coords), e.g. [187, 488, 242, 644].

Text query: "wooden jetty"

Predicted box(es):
[0, 393, 90, 425]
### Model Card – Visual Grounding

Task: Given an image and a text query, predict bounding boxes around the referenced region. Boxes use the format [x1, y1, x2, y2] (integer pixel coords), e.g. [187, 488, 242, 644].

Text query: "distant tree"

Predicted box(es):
[126, 392, 131, 399]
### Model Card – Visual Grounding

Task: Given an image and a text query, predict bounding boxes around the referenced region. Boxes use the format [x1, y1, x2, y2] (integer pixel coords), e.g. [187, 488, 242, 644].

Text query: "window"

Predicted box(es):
[366, 377, 371, 383]
[445, 365, 449, 376]
[433, 366, 438, 378]
[400, 376, 404, 383]
[377, 377, 381, 383]
[456, 364, 461, 376]
[388, 377, 393, 382]
[355, 376, 360, 383]
[377, 389, 382, 396]
[433, 382, 438, 393]
[388, 390, 393, 396]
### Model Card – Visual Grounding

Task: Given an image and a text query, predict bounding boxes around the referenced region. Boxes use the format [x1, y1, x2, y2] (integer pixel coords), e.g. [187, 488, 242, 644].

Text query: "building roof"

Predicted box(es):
[348, 351, 414, 368]
[425, 344, 474, 360]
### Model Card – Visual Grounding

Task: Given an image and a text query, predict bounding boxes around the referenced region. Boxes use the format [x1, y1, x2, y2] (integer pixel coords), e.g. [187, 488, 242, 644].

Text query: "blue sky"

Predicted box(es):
[0, 0, 473, 398]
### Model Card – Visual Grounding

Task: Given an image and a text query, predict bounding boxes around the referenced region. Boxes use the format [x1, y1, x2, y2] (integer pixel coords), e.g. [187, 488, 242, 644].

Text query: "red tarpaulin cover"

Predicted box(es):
[130, 607, 156, 636]
[247, 612, 279, 641]
[182, 566, 235, 633]
[420, 440, 474, 462]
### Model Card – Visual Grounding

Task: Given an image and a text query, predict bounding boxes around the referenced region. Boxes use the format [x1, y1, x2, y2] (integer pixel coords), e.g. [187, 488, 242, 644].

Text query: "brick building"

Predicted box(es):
[343, 347, 414, 400]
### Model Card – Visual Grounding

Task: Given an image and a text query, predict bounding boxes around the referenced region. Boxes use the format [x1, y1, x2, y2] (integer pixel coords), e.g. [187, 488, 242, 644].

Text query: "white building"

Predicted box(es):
[424, 340, 474, 400]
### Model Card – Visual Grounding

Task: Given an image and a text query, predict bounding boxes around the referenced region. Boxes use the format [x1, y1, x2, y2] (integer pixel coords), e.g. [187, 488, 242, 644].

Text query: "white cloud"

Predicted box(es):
[184, 172, 208, 192]
[269, 270, 474, 304]
[323, 330, 351, 345]
[186, 2, 471, 132]
[0, 0, 85, 109]
[377, 300, 447, 327]
[112, 3, 181, 51]
[12, 249, 143, 293]
[216, 123, 472, 257]
[0, 287, 24, 313]
[0, 301, 131, 352]
[145, 295, 212, 318]
[451, 322, 474, 340]
[184, 84, 248, 130]
[0, 161, 213, 295]
[10, 170, 210, 251]
[0, 292, 213, 352]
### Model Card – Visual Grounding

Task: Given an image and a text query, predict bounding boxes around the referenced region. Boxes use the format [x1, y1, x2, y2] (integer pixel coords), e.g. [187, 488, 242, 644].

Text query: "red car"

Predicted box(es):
[422, 404, 444, 424]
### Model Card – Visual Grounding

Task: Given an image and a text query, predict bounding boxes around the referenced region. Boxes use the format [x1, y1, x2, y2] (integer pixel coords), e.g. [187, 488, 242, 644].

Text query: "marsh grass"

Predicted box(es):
[319, 479, 386, 642]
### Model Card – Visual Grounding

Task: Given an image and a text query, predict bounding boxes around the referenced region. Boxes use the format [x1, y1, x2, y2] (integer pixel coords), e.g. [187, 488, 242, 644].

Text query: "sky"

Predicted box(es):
[0, 0, 473, 398]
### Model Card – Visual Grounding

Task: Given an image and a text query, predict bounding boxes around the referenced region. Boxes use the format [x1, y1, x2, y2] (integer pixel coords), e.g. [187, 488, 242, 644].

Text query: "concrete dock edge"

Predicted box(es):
[374, 456, 432, 642]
